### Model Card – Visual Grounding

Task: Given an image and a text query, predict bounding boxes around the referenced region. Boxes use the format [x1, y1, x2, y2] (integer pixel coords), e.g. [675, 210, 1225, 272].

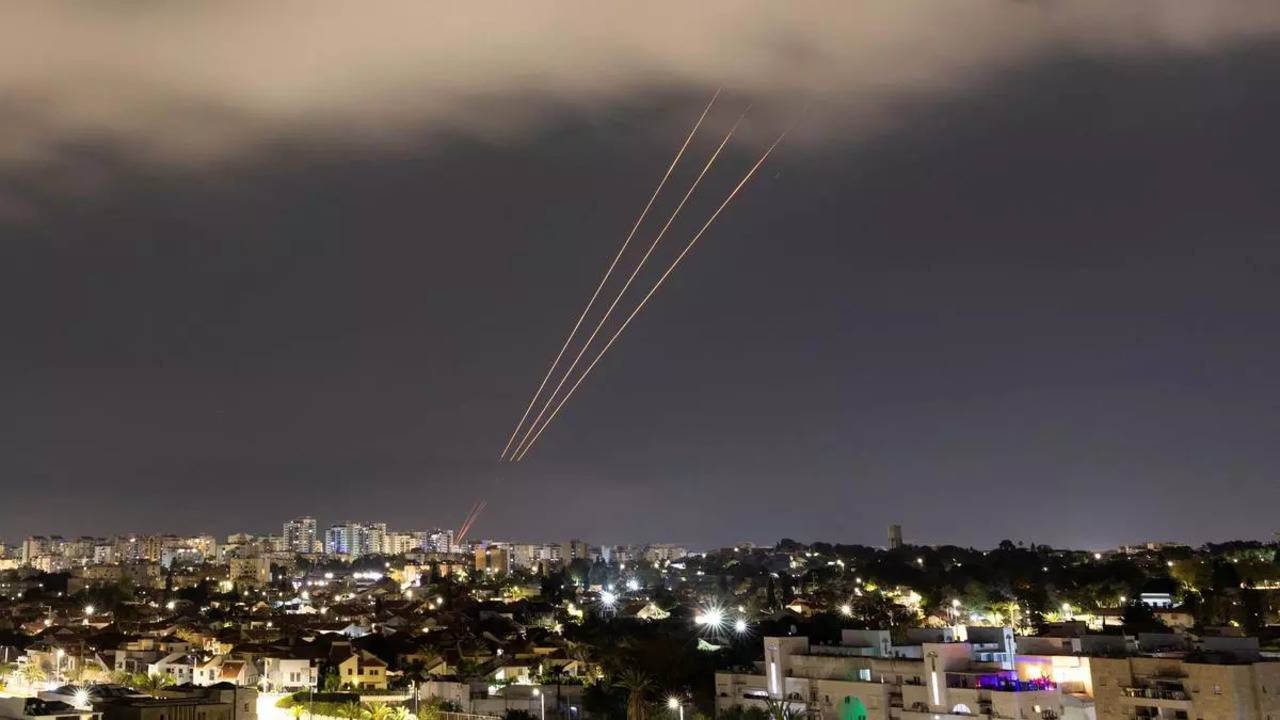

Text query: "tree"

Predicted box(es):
[402, 654, 438, 717]
[337, 701, 366, 720]
[323, 671, 342, 692]
[133, 672, 176, 694]
[19, 663, 48, 686]
[614, 669, 655, 720]
[364, 704, 395, 720]
[454, 658, 485, 684]
[762, 698, 798, 720]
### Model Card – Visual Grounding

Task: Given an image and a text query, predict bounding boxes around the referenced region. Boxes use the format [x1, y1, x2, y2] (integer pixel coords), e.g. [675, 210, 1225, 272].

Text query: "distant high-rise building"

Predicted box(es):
[366, 523, 388, 556]
[475, 543, 511, 574]
[325, 522, 370, 557]
[568, 539, 590, 561]
[888, 524, 903, 550]
[642, 543, 686, 563]
[282, 516, 318, 554]
[423, 529, 454, 554]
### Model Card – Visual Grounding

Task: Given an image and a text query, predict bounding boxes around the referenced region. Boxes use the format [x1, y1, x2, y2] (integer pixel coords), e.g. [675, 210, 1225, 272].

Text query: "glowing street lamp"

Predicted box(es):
[667, 697, 684, 720]
[733, 618, 748, 634]
[839, 603, 852, 617]
[600, 591, 617, 608]
[701, 607, 724, 630]
[533, 688, 545, 720]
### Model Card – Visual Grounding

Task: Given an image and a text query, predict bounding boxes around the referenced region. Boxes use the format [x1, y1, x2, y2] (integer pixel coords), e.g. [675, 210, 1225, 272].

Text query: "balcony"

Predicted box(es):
[1118, 686, 1191, 712]
[945, 672, 1056, 693]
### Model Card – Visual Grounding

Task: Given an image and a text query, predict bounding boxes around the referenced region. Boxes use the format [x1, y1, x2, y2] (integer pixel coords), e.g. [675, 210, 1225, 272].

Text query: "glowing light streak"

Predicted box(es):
[513, 122, 794, 460]
[511, 105, 749, 460]
[498, 89, 721, 459]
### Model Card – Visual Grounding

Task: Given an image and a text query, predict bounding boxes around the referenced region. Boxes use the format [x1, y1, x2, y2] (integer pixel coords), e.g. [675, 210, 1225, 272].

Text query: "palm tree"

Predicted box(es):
[288, 705, 305, 720]
[762, 697, 798, 720]
[385, 707, 410, 720]
[323, 671, 342, 693]
[337, 701, 366, 720]
[403, 649, 440, 718]
[364, 704, 395, 720]
[133, 672, 176, 694]
[613, 669, 655, 720]
[19, 663, 48, 686]
[454, 658, 485, 684]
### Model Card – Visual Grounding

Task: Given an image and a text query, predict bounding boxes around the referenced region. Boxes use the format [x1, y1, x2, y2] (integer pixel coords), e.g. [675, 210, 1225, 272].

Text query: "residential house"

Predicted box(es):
[148, 651, 197, 685]
[193, 656, 258, 687]
[329, 643, 388, 690]
[260, 650, 318, 693]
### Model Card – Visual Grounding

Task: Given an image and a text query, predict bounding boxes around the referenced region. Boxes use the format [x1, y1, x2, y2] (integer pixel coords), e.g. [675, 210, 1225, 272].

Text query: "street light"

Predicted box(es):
[667, 697, 683, 720]
[533, 688, 545, 720]
[55, 648, 65, 682]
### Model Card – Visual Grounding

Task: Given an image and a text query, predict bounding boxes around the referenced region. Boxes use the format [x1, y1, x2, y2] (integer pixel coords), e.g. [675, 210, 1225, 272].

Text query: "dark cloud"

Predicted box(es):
[3, 1, 1280, 167]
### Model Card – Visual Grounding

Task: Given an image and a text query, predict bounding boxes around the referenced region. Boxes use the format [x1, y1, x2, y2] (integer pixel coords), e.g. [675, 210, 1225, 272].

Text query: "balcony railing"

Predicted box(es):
[1121, 687, 1190, 701]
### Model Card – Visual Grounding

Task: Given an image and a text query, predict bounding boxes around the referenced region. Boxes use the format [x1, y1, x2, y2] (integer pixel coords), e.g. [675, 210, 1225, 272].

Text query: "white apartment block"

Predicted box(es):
[718, 628, 1071, 720]
[720, 628, 1280, 720]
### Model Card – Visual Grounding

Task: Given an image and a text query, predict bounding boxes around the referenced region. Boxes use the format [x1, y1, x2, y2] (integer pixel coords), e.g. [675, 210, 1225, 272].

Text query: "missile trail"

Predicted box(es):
[509, 106, 751, 461]
[497, 88, 722, 460]
[514, 124, 795, 462]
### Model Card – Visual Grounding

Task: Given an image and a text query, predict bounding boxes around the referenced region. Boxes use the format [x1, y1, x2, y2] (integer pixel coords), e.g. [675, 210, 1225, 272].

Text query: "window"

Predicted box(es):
[1213, 685, 1222, 695]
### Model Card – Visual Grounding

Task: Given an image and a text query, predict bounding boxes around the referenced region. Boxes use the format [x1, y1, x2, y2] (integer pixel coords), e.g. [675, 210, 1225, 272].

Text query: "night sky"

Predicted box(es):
[3, 3, 1280, 549]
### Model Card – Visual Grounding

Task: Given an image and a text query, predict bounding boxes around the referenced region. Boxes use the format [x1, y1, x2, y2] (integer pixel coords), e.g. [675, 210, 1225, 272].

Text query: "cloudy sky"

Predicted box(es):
[3, 2, 1280, 549]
